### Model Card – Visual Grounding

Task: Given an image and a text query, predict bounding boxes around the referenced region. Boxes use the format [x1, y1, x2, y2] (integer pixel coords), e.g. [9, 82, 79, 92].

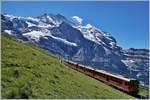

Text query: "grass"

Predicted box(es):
[1, 34, 134, 99]
[138, 85, 149, 97]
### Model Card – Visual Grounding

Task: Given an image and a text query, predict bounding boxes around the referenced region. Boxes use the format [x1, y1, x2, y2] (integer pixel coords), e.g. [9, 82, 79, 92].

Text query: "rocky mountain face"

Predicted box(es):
[1, 13, 149, 86]
[121, 48, 149, 85]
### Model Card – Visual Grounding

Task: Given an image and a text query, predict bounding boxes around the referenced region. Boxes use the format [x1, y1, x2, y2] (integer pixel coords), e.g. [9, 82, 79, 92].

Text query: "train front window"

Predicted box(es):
[130, 80, 139, 86]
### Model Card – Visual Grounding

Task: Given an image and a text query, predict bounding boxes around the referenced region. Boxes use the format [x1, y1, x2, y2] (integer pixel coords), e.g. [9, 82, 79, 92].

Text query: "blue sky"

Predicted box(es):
[2, 1, 149, 49]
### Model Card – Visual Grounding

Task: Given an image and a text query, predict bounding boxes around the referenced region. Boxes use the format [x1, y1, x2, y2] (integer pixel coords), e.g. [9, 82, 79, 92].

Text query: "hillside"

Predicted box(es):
[1, 34, 134, 99]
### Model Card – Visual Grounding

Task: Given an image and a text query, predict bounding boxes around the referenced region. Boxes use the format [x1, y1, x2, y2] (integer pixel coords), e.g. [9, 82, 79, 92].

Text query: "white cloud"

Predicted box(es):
[72, 16, 83, 24]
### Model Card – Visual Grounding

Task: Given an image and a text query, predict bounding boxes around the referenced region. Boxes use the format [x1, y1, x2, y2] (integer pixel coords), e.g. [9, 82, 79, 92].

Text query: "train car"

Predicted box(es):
[95, 69, 139, 94]
[63, 60, 139, 94]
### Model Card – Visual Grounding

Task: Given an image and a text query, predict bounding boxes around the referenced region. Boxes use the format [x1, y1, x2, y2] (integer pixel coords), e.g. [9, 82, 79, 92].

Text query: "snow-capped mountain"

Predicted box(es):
[1, 13, 149, 86]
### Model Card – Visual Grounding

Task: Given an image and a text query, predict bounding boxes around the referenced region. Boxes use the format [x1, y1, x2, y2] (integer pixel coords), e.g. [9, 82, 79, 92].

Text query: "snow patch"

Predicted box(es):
[23, 31, 49, 41]
[50, 35, 78, 46]
[23, 31, 77, 46]
[109, 42, 116, 47]
[4, 30, 12, 35]
[38, 24, 53, 28]
[121, 59, 135, 67]
[4, 14, 18, 21]
[47, 15, 54, 22]
[136, 73, 142, 78]
[85, 24, 93, 28]
[26, 17, 39, 22]
[26, 21, 36, 27]
[72, 16, 83, 24]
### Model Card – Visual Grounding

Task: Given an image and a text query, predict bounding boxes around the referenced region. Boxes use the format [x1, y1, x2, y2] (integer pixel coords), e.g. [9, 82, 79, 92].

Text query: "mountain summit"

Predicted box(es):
[1, 13, 149, 86]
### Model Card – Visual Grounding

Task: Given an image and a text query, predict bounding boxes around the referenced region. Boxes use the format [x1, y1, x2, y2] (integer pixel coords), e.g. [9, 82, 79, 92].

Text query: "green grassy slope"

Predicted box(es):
[138, 85, 149, 97]
[1, 34, 134, 99]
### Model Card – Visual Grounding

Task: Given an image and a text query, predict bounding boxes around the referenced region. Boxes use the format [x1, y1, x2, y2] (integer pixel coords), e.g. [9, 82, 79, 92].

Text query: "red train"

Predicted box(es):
[63, 60, 139, 94]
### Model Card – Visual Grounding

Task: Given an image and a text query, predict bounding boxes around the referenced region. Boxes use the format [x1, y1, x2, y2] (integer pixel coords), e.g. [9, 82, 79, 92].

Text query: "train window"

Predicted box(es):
[99, 73, 106, 78]
[110, 77, 122, 84]
[125, 82, 129, 86]
[130, 80, 139, 86]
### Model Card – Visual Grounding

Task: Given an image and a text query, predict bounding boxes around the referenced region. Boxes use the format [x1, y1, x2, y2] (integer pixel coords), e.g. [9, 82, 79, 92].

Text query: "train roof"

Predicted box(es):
[96, 69, 132, 82]
[85, 65, 136, 82]
[66, 60, 136, 82]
